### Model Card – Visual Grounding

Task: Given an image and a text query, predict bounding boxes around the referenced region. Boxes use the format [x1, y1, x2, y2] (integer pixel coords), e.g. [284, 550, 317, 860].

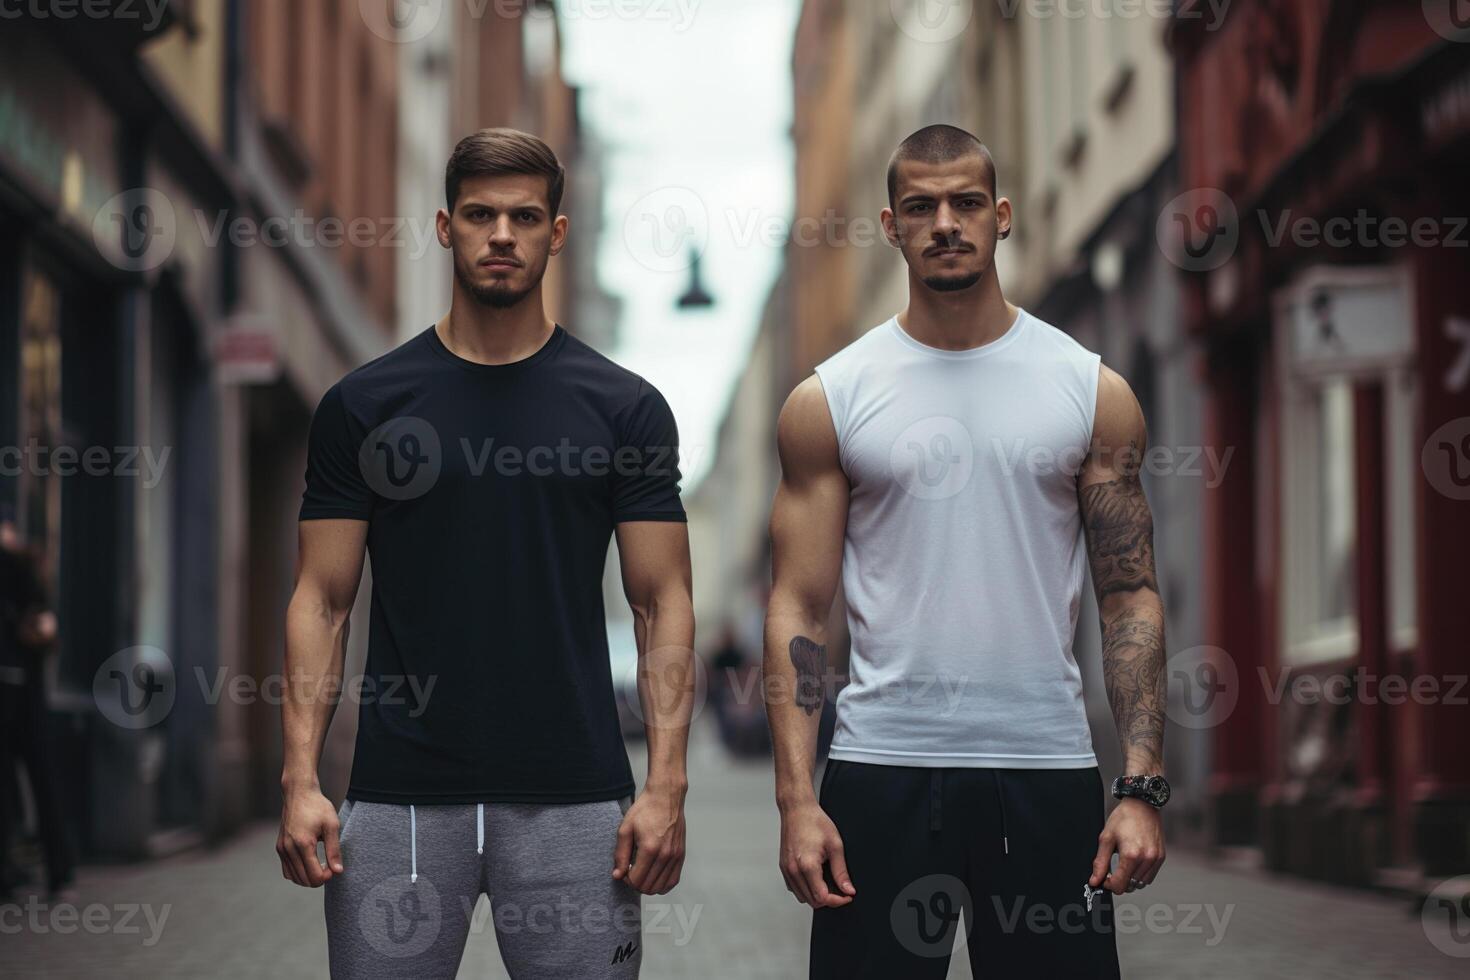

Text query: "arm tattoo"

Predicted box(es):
[789, 635, 827, 716]
[1080, 450, 1166, 770]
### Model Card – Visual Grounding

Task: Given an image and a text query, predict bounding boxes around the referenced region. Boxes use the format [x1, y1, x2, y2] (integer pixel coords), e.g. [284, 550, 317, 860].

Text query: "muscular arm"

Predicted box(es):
[1078, 365, 1167, 777]
[277, 518, 367, 887]
[1081, 364, 1169, 896]
[765, 375, 854, 907]
[611, 520, 695, 895]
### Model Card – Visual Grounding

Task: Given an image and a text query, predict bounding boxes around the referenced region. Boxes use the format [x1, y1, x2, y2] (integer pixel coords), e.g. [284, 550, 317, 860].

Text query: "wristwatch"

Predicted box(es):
[1111, 774, 1171, 808]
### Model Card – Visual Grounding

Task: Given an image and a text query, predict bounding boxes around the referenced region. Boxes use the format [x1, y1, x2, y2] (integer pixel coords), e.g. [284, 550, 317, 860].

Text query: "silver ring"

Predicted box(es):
[1129, 877, 1146, 890]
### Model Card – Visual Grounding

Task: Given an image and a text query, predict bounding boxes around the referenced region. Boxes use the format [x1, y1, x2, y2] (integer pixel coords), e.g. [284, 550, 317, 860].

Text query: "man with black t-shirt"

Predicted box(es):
[276, 128, 695, 979]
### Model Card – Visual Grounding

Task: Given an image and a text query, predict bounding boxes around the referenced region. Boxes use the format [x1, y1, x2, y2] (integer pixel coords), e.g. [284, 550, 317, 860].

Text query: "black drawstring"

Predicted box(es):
[995, 771, 1010, 855]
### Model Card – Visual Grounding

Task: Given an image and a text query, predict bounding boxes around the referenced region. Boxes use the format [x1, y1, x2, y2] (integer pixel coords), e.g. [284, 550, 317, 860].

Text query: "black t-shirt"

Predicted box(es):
[300, 324, 685, 804]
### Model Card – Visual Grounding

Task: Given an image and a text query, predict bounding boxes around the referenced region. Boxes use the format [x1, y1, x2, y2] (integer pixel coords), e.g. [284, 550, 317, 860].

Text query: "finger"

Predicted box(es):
[645, 853, 677, 895]
[324, 820, 344, 875]
[276, 839, 301, 885]
[626, 839, 654, 892]
[282, 836, 312, 886]
[636, 847, 673, 895]
[787, 860, 816, 906]
[801, 858, 845, 908]
[1106, 853, 1139, 896]
[1089, 834, 1115, 889]
[294, 836, 329, 887]
[827, 844, 856, 897]
[611, 821, 634, 880]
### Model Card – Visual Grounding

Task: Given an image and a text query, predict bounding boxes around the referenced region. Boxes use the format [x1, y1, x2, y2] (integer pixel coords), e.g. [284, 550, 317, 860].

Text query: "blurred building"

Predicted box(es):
[0, 0, 403, 860]
[1175, 0, 1470, 887]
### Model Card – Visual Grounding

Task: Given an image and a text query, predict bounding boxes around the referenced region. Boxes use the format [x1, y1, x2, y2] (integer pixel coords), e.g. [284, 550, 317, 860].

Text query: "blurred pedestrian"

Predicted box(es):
[0, 502, 76, 901]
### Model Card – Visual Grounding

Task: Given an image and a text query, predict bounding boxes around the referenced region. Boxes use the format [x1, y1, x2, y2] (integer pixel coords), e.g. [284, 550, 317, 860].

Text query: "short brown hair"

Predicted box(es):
[445, 127, 566, 214]
[887, 125, 996, 207]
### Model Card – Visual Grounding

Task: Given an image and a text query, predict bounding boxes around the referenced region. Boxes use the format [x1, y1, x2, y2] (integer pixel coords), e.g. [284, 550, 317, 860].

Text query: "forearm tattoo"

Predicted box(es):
[1080, 451, 1166, 769]
[789, 635, 827, 716]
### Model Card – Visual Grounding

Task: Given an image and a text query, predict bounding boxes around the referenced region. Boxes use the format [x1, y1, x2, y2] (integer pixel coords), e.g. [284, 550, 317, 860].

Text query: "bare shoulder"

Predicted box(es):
[776, 375, 841, 480]
[1092, 363, 1147, 452]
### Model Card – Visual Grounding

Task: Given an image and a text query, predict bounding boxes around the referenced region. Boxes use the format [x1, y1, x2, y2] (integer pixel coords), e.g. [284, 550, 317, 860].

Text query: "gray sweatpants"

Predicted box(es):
[324, 797, 641, 979]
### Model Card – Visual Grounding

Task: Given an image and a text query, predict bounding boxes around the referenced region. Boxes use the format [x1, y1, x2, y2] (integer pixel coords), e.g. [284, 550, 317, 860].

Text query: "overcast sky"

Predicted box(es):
[559, 0, 800, 492]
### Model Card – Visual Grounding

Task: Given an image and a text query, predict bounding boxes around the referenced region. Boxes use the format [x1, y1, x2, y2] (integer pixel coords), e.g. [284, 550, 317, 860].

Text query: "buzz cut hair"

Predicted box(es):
[445, 127, 566, 214]
[886, 125, 997, 207]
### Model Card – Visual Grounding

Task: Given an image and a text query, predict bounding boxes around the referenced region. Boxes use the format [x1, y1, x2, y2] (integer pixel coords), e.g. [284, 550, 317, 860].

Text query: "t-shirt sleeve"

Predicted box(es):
[300, 382, 374, 521]
[611, 379, 687, 523]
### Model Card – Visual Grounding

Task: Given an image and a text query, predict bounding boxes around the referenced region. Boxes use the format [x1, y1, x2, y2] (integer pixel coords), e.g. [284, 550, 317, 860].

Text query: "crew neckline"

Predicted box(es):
[424, 322, 566, 374]
[888, 308, 1029, 360]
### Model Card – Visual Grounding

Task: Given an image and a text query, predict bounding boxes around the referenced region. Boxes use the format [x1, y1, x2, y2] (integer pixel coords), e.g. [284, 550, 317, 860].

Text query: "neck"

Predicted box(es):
[899, 266, 1016, 351]
[437, 281, 555, 365]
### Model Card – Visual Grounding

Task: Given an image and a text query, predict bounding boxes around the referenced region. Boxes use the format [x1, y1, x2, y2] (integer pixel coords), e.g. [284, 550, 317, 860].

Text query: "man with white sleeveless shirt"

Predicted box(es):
[764, 125, 1168, 977]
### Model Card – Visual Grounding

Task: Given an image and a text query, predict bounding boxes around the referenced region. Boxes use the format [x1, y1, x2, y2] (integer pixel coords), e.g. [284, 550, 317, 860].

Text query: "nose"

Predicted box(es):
[931, 202, 961, 239]
[489, 214, 516, 247]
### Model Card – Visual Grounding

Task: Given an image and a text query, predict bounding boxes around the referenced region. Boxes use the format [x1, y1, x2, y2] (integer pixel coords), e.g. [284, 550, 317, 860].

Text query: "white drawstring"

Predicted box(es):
[476, 803, 484, 855]
[409, 805, 418, 884]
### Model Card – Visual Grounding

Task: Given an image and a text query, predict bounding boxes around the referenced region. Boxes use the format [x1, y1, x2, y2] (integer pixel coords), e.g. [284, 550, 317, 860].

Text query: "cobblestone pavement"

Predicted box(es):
[3, 727, 1465, 978]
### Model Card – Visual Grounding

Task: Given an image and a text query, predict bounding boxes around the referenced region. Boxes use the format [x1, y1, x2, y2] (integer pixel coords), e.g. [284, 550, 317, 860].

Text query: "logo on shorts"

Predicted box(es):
[610, 940, 639, 964]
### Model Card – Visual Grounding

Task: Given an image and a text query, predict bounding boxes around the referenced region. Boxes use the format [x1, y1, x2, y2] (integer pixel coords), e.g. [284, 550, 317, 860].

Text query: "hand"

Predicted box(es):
[779, 800, 855, 908]
[276, 786, 343, 887]
[1089, 797, 1165, 895]
[612, 784, 686, 895]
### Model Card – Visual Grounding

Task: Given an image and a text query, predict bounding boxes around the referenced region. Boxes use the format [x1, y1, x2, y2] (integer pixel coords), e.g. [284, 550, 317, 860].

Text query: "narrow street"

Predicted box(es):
[3, 722, 1463, 978]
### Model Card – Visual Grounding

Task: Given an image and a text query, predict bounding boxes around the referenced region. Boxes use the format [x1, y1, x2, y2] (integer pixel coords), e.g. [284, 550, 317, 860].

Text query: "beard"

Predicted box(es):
[455, 261, 538, 309]
[920, 270, 983, 292]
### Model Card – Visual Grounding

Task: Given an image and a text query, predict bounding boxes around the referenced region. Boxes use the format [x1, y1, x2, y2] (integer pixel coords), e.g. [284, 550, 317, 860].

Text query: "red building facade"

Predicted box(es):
[1175, 0, 1470, 885]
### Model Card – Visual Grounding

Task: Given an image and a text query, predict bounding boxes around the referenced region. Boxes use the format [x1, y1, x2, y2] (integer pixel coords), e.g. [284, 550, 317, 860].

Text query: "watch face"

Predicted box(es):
[1148, 777, 1171, 806]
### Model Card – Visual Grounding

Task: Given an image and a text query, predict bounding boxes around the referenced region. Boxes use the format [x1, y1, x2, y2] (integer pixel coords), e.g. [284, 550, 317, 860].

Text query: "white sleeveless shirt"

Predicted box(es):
[813, 309, 1102, 768]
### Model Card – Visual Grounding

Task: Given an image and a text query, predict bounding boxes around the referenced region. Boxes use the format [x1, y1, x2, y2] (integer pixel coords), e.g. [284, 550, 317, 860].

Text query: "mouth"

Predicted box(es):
[927, 246, 972, 258]
[479, 258, 521, 271]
